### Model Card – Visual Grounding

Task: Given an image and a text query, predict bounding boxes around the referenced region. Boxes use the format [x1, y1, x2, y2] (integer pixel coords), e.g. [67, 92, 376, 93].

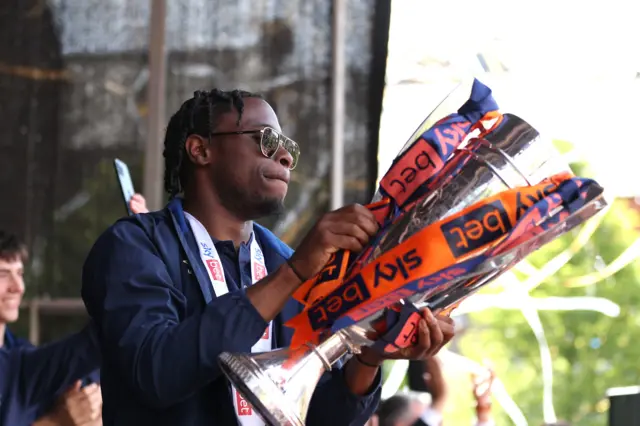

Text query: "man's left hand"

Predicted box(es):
[358, 308, 455, 365]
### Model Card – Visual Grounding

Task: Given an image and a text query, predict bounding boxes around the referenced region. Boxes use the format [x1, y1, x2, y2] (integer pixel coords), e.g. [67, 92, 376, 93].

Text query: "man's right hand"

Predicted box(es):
[288, 204, 379, 281]
[246, 204, 379, 322]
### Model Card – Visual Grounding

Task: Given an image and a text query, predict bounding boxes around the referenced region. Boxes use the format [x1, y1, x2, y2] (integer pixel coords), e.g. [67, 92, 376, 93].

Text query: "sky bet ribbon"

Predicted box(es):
[378, 78, 500, 210]
[286, 172, 602, 349]
[291, 79, 502, 308]
[344, 176, 599, 354]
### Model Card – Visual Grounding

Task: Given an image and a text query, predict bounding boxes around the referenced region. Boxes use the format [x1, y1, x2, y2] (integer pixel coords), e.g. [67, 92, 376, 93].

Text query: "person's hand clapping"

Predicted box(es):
[288, 204, 379, 281]
[473, 364, 495, 403]
[53, 380, 103, 426]
[423, 355, 447, 409]
[472, 363, 495, 423]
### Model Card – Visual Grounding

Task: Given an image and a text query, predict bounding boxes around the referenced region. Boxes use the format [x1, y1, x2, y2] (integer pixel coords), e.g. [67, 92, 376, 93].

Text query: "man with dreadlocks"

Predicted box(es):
[81, 89, 455, 425]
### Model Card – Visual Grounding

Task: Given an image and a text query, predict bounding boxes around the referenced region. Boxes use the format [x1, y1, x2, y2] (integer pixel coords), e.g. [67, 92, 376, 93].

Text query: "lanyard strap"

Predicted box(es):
[185, 212, 270, 426]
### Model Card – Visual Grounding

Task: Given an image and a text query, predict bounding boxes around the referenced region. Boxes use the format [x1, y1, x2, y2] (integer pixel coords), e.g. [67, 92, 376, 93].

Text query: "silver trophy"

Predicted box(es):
[218, 85, 607, 426]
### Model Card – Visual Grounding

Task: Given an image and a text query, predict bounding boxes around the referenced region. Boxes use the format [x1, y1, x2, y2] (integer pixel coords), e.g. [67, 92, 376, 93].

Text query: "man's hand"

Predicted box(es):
[288, 204, 379, 280]
[52, 380, 103, 426]
[247, 204, 379, 321]
[344, 309, 455, 396]
[129, 193, 149, 214]
[358, 309, 456, 365]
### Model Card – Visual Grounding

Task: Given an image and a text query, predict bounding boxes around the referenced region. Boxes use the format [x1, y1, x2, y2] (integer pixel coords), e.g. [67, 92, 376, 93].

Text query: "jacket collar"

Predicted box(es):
[166, 198, 293, 304]
[3, 328, 25, 349]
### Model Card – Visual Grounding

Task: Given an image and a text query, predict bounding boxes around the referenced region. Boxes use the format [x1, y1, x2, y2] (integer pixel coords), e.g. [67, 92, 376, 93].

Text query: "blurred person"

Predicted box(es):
[471, 365, 495, 426]
[30, 195, 148, 426]
[82, 89, 456, 425]
[376, 393, 430, 426]
[421, 357, 447, 424]
[364, 413, 379, 426]
[0, 230, 102, 425]
[376, 357, 446, 426]
[1, 195, 146, 426]
[33, 381, 102, 426]
[378, 357, 497, 426]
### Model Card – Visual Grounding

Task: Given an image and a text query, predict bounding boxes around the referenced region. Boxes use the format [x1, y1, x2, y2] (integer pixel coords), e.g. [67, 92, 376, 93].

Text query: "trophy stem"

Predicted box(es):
[315, 330, 358, 367]
[218, 331, 357, 426]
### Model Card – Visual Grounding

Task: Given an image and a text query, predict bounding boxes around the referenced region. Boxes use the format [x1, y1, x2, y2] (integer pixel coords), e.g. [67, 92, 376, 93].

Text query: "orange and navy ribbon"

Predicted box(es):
[286, 173, 602, 349]
[357, 176, 600, 354]
[291, 79, 501, 309]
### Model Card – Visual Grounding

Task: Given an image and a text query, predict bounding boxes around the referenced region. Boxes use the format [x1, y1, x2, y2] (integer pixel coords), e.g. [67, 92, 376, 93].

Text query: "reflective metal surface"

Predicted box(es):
[219, 332, 354, 426]
[424, 186, 607, 312]
[366, 113, 566, 264]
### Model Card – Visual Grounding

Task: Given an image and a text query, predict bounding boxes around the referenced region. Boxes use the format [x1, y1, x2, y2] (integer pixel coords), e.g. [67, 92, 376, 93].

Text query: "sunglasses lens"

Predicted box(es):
[260, 128, 301, 170]
[261, 128, 280, 157]
[284, 139, 300, 170]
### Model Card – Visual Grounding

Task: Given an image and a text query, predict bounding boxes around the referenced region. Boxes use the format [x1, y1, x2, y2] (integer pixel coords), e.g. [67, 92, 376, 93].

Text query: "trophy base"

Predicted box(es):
[219, 352, 304, 426]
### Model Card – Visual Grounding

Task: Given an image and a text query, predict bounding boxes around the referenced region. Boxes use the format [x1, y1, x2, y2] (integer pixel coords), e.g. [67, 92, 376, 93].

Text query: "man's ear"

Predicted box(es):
[184, 135, 211, 166]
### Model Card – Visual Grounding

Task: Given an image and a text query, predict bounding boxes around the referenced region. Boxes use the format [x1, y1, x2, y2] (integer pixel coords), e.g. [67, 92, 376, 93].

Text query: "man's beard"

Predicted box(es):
[216, 180, 285, 221]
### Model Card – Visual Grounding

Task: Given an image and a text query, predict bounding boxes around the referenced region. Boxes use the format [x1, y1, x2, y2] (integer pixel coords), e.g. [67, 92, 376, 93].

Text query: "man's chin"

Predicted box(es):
[247, 197, 286, 220]
[261, 198, 286, 217]
[0, 311, 19, 324]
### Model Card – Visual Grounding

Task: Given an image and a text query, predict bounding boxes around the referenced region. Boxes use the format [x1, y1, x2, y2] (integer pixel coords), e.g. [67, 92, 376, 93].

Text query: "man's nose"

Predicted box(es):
[8, 274, 25, 294]
[273, 146, 293, 169]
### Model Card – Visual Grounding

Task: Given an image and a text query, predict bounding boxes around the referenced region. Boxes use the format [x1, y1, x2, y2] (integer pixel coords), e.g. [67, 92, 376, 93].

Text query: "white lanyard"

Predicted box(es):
[185, 212, 271, 426]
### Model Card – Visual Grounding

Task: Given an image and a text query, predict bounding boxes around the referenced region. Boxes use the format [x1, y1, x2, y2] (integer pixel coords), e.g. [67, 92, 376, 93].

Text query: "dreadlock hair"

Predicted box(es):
[163, 89, 263, 198]
[0, 230, 28, 263]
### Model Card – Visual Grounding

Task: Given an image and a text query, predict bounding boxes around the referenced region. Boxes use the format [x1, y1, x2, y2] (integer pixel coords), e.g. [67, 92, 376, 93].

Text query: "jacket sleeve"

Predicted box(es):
[306, 356, 382, 426]
[2, 324, 101, 411]
[81, 220, 269, 409]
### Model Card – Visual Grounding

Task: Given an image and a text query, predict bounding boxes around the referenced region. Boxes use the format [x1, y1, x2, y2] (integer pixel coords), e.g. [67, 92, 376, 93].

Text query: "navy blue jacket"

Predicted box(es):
[81, 198, 381, 425]
[0, 326, 101, 425]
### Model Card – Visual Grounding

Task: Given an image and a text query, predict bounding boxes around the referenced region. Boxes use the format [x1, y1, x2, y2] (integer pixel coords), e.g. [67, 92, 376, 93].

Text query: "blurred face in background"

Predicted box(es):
[0, 256, 25, 324]
[405, 399, 427, 426]
[393, 399, 427, 426]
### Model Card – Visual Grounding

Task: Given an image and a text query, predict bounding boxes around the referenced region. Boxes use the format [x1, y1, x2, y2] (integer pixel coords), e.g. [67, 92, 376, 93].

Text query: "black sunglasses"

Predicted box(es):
[209, 126, 300, 170]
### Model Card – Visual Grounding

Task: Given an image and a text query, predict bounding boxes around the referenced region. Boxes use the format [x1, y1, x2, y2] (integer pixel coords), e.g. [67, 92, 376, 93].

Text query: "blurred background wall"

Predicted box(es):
[0, 0, 391, 342]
